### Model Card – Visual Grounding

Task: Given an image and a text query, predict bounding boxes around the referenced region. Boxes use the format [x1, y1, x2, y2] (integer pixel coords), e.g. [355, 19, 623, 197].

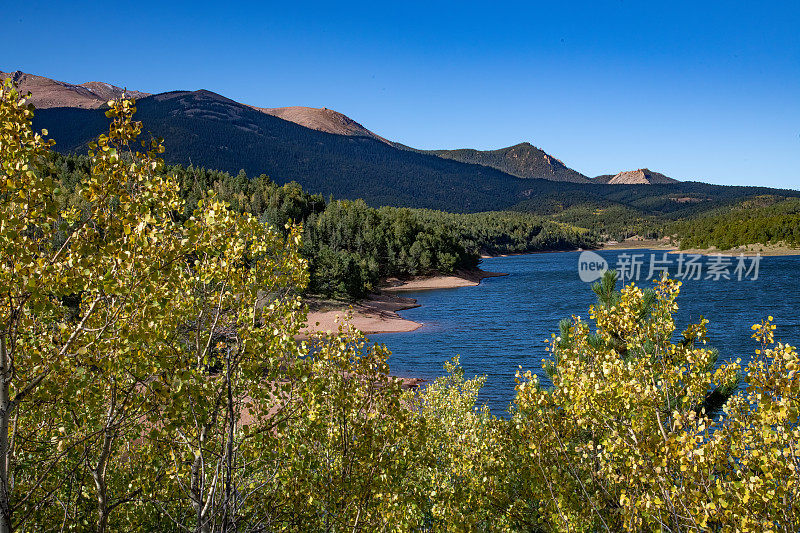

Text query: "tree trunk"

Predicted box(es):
[92, 467, 109, 533]
[190, 448, 211, 533]
[222, 350, 235, 533]
[0, 337, 13, 533]
[93, 390, 116, 533]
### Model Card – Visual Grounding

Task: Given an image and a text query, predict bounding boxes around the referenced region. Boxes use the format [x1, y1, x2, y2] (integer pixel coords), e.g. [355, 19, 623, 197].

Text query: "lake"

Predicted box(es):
[370, 249, 800, 414]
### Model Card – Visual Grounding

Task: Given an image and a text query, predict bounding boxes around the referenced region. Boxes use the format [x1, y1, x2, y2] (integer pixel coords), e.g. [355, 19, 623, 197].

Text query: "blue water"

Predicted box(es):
[370, 250, 800, 414]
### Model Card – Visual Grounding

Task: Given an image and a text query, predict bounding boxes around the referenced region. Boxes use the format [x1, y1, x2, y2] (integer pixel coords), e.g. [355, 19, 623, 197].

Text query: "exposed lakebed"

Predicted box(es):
[370, 250, 800, 414]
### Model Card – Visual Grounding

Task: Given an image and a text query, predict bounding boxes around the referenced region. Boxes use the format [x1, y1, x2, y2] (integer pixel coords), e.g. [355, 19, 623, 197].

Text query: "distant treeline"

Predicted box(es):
[671, 196, 800, 250]
[52, 154, 597, 298]
[548, 204, 665, 241]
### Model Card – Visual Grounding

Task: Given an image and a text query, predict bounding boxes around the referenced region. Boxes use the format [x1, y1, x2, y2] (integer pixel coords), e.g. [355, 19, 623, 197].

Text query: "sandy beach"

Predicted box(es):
[303, 293, 423, 336]
[381, 268, 508, 293]
[303, 269, 507, 336]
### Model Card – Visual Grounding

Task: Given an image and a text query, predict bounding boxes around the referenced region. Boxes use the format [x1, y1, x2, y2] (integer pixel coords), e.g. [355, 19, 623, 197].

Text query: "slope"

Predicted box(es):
[34, 89, 556, 212]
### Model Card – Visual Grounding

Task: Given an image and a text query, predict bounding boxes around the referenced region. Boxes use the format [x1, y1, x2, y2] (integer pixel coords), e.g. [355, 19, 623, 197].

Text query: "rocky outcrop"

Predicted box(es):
[593, 168, 678, 185]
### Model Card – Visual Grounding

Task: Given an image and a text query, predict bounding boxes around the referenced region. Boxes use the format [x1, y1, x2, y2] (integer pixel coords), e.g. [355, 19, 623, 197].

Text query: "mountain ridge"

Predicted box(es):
[3, 70, 598, 184]
[33, 88, 553, 212]
[31, 87, 800, 220]
[0, 70, 150, 109]
[13, 69, 786, 221]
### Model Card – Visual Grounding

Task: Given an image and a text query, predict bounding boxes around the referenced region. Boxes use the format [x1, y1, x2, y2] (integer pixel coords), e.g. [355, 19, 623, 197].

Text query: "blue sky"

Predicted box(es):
[5, 0, 799, 188]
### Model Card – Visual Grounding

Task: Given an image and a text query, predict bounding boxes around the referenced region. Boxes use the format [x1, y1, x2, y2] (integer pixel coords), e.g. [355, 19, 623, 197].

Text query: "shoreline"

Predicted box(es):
[667, 243, 800, 257]
[303, 239, 800, 337]
[477, 241, 678, 258]
[599, 238, 677, 251]
[600, 238, 800, 257]
[303, 268, 508, 336]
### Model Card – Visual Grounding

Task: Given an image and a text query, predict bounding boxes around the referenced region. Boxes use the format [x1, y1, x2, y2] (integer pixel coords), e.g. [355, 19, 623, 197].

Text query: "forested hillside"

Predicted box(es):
[35, 91, 548, 212]
[672, 196, 800, 249]
[53, 153, 595, 298]
[504, 179, 800, 241]
[51, 153, 800, 273]
[407, 142, 591, 183]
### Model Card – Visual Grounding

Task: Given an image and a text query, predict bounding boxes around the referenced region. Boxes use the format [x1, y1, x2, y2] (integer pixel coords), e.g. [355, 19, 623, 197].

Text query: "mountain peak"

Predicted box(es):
[422, 142, 590, 183]
[0, 70, 149, 109]
[255, 105, 389, 143]
[594, 168, 678, 185]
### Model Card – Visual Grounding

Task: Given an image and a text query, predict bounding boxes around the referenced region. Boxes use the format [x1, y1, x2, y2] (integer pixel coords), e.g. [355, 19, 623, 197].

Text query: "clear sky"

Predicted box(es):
[5, 0, 800, 188]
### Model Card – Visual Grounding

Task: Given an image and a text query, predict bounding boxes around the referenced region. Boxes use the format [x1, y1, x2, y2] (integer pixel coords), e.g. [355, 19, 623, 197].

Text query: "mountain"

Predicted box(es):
[5, 70, 585, 184]
[255, 113, 589, 184]
[253, 110, 592, 186]
[5, 70, 682, 188]
[254, 106, 390, 144]
[251, 112, 589, 184]
[16, 70, 800, 217]
[0, 70, 149, 109]
[414, 142, 591, 183]
[33, 89, 559, 212]
[593, 168, 678, 185]
[34, 89, 800, 219]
